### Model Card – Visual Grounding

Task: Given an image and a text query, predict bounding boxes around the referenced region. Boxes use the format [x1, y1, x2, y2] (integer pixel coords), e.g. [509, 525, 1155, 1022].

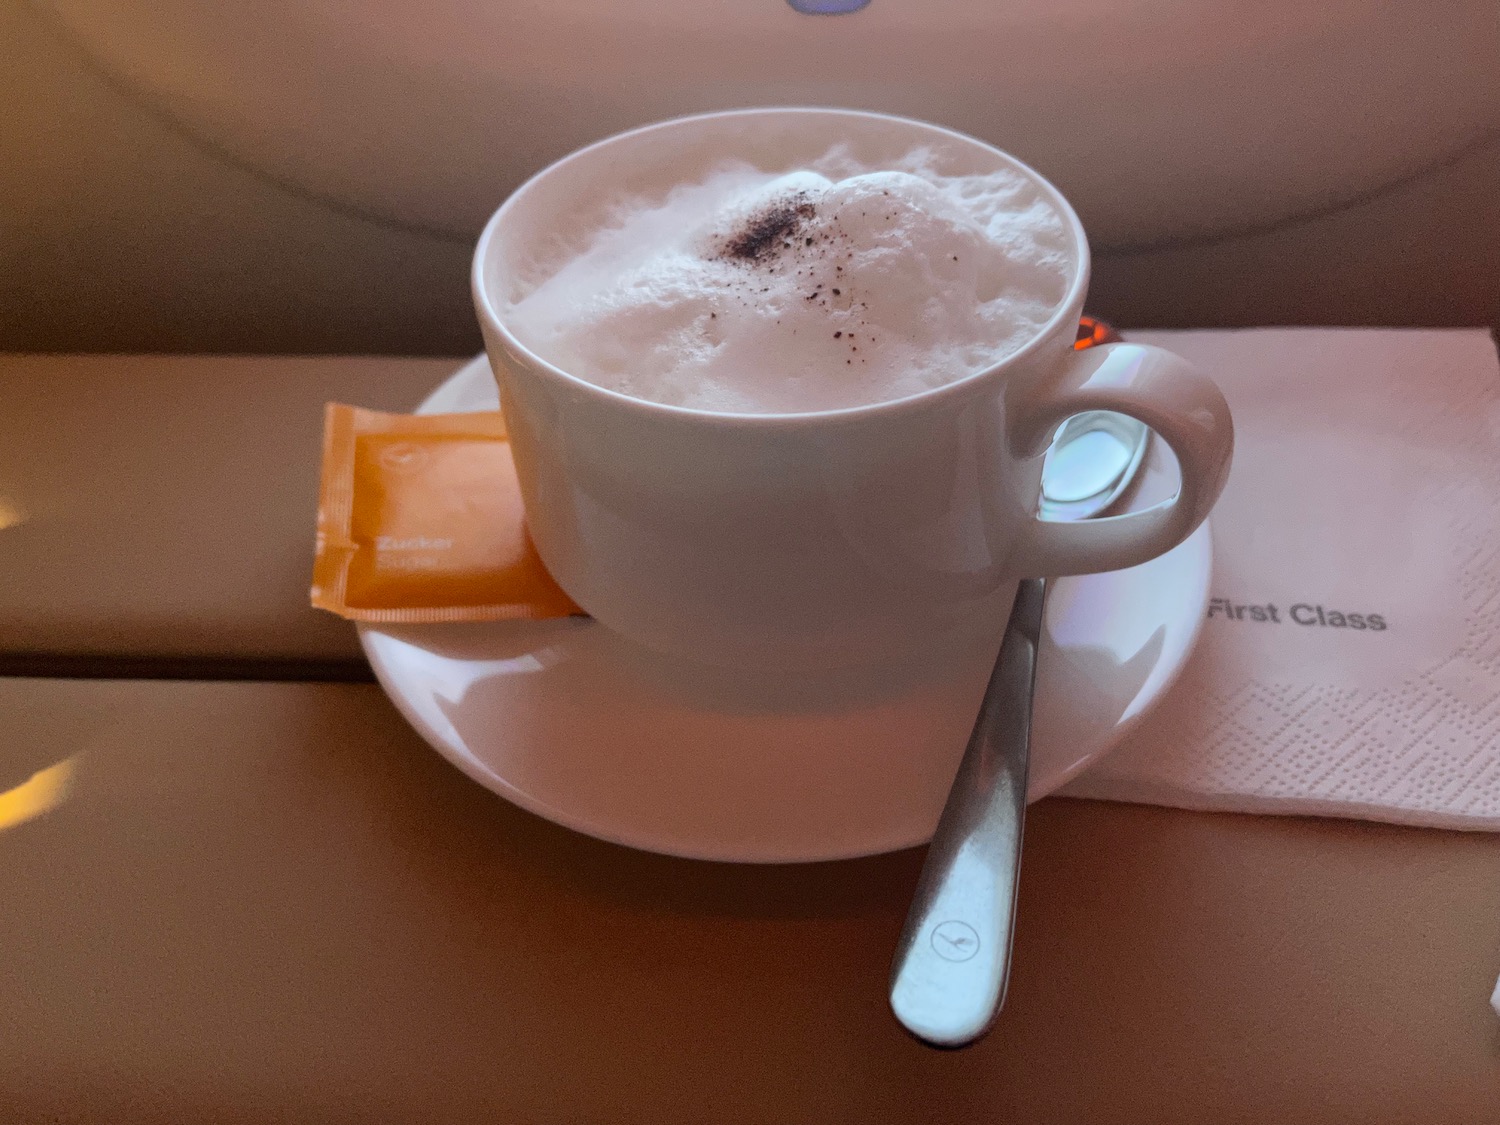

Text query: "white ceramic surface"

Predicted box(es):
[472, 109, 1232, 671]
[358, 357, 1212, 862]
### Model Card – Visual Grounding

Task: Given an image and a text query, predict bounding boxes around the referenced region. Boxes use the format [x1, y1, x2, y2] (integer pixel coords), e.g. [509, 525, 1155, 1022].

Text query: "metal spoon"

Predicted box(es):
[889, 410, 1151, 1049]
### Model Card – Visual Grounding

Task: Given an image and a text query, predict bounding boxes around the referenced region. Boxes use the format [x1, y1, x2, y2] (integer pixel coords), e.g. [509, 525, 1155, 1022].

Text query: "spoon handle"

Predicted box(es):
[889, 577, 1045, 1048]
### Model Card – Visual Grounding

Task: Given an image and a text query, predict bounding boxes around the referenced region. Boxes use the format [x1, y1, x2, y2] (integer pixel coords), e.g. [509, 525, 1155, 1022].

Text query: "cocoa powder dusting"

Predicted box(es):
[718, 195, 817, 264]
[706, 187, 879, 349]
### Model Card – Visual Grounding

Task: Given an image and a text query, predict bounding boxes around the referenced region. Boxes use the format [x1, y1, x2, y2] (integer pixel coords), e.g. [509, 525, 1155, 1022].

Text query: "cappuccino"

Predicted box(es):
[503, 145, 1073, 414]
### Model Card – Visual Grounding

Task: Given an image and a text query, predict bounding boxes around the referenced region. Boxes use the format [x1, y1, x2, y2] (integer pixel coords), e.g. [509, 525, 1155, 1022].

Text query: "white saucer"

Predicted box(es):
[359, 357, 1212, 863]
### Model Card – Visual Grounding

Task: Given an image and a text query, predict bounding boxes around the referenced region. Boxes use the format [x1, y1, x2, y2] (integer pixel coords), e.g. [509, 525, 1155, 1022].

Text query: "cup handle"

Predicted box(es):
[1013, 342, 1234, 576]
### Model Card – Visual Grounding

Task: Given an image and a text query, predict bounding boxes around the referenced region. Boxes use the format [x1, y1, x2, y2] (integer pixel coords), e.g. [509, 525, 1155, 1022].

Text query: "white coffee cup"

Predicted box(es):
[473, 108, 1233, 669]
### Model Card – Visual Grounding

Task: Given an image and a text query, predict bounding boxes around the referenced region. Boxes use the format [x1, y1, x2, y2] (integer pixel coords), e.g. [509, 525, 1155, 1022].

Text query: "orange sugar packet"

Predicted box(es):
[311, 405, 582, 622]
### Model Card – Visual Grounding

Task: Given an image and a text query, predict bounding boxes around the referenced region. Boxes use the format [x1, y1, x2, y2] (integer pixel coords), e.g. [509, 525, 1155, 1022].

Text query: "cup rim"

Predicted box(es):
[472, 106, 1092, 426]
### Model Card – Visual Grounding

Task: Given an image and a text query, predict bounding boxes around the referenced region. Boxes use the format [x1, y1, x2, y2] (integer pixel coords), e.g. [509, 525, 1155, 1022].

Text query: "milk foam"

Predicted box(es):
[503, 146, 1074, 413]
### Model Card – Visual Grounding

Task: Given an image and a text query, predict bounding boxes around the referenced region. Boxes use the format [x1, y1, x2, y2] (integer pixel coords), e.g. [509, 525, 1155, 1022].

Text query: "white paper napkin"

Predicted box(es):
[1062, 328, 1500, 831]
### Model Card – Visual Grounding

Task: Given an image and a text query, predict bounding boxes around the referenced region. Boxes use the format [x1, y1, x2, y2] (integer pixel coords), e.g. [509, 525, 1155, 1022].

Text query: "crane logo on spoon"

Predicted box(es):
[930, 920, 980, 962]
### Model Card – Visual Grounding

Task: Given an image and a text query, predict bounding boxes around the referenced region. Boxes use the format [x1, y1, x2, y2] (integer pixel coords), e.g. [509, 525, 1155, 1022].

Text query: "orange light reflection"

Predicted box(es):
[0, 757, 77, 832]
